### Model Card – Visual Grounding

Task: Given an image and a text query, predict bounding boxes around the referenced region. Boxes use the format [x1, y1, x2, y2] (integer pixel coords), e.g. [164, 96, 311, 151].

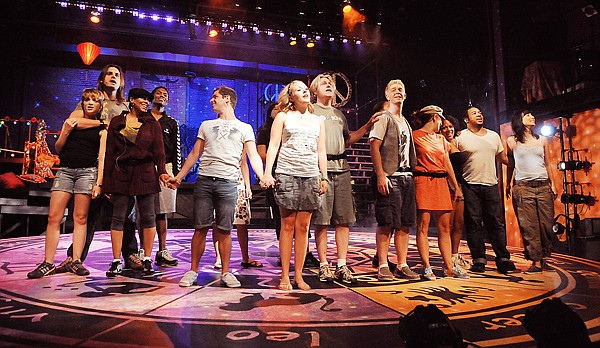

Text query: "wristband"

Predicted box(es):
[320, 176, 329, 183]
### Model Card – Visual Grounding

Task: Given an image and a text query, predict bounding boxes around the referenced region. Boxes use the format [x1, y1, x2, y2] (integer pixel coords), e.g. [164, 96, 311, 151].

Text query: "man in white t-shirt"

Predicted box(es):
[456, 106, 517, 274]
[168, 86, 265, 288]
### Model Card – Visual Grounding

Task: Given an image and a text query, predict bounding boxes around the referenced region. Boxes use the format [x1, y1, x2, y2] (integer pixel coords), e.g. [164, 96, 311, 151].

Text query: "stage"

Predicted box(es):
[1, 229, 599, 347]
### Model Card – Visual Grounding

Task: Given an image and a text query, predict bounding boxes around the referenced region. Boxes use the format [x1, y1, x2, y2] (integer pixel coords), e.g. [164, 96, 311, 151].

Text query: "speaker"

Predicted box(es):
[398, 304, 465, 348]
[523, 297, 591, 348]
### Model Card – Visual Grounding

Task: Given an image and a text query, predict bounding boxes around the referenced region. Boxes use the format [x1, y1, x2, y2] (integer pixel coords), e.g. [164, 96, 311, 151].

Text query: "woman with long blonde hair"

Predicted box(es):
[263, 80, 328, 290]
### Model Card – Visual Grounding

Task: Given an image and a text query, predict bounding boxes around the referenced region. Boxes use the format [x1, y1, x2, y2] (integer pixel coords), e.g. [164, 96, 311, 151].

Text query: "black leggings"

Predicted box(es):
[111, 194, 156, 231]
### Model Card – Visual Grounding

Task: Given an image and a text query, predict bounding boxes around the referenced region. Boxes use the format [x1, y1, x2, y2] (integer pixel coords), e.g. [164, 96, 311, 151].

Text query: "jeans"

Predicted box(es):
[462, 183, 510, 265]
[193, 175, 237, 231]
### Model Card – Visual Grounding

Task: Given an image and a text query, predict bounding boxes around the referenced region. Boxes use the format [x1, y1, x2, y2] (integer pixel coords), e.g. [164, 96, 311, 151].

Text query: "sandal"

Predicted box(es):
[241, 259, 263, 268]
[292, 280, 311, 291]
[278, 282, 293, 291]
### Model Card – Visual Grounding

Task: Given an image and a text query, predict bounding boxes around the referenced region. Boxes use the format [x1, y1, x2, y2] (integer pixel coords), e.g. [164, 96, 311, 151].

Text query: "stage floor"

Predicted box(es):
[1, 229, 599, 347]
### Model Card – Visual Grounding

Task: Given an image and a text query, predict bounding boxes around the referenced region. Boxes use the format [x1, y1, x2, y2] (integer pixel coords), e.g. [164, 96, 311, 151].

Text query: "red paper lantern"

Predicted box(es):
[77, 42, 101, 65]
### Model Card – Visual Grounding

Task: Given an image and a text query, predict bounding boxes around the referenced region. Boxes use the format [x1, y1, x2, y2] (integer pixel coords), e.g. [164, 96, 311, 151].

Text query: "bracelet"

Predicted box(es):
[320, 176, 329, 183]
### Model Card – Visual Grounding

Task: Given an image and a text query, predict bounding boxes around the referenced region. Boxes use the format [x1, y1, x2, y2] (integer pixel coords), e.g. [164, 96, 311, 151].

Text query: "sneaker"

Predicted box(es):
[142, 259, 155, 274]
[445, 266, 470, 279]
[377, 266, 394, 281]
[179, 270, 198, 287]
[304, 252, 320, 268]
[453, 254, 471, 271]
[27, 261, 56, 279]
[55, 257, 73, 274]
[155, 249, 178, 267]
[524, 264, 543, 274]
[318, 264, 334, 283]
[334, 265, 357, 284]
[372, 255, 397, 272]
[106, 260, 122, 277]
[422, 267, 436, 281]
[471, 263, 486, 273]
[394, 265, 420, 280]
[220, 272, 241, 288]
[498, 260, 518, 274]
[125, 254, 143, 271]
[69, 259, 90, 276]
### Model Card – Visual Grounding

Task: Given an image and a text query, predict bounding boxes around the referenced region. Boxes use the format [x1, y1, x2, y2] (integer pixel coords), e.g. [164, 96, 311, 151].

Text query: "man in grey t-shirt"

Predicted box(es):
[310, 73, 380, 284]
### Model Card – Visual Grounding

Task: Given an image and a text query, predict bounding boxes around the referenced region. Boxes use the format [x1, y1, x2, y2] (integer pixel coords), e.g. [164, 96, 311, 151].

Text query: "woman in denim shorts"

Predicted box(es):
[28, 88, 108, 279]
[263, 80, 328, 291]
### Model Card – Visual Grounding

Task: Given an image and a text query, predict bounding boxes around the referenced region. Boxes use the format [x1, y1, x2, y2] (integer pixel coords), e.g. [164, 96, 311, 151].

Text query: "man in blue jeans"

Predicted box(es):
[456, 106, 517, 274]
[168, 86, 264, 288]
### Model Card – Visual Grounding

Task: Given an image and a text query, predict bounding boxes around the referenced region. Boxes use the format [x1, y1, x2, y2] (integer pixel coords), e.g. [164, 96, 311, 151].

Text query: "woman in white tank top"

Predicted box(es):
[505, 111, 557, 274]
[263, 80, 328, 291]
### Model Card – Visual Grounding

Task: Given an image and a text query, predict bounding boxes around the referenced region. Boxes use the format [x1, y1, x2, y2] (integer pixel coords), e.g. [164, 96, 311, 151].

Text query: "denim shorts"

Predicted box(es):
[312, 171, 356, 225]
[193, 175, 237, 231]
[373, 175, 416, 229]
[275, 174, 321, 211]
[51, 167, 97, 195]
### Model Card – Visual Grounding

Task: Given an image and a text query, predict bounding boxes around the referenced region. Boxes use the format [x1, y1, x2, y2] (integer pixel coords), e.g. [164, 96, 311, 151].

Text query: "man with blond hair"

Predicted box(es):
[310, 73, 381, 284]
[369, 79, 419, 281]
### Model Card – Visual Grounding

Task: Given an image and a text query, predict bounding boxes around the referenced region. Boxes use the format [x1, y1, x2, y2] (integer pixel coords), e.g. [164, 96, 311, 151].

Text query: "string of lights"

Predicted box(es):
[56, 1, 364, 46]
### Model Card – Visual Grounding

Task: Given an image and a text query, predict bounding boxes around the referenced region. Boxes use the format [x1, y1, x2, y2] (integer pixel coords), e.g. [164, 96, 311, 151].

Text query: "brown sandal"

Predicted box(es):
[241, 259, 263, 268]
[292, 280, 311, 291]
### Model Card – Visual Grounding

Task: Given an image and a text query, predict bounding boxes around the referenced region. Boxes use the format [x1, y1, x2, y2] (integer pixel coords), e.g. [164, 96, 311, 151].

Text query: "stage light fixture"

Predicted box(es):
[208, 28, 219, 37]
[540, 125, 557, 137]
[306, 40, 315, 48]
[279, 32, 285, 38]
[560, 193, 596, 206]
[557, 160, 592, 171]
[151, 14, 159, 21]
[398, 305, 464, 348]
[289, 37, 297, 46]
[523, 298, 592, 348]
[342, 0, 353, 13]
[114, 8, 122, 15]
[356, 39, 361, 44]
[89, 11, 101, 24]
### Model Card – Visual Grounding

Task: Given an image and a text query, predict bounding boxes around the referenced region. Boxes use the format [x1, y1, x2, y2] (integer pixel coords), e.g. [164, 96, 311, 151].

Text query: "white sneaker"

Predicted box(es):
[220, 272, 241, 288]
[138, 248, 145, 259]
[423, 267, 437, 281]
[179, 270, 198, 287]
[453, 254, 471, 271]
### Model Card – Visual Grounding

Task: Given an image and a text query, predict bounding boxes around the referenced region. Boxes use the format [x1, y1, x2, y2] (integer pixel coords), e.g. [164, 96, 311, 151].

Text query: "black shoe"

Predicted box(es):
[55, 257, 73, 274]
[371, 255, 397, 272]
[69, 259, 90, 276]
[27, 261, 56, 279]
[106, 260, 122, 278]
[497, 260, 518, 274]
[471, 263, 486, 273]
[142, 259, 155, 274]
[303, 252, 319, 268]
[155, 249, 178, 267]
[524, 264, 542, 274]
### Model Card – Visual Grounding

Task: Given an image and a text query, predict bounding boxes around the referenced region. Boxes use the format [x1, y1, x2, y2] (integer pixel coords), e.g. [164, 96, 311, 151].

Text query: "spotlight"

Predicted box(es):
[89, 11, 101, 24]
[289, 37, 297, 46]
[540, 125, 557, 137]
[306, 40, 315, 48]
[342, 0, 353, 13]
[342, 38, 349, 44]
[557, 160, 593, 171]
[356, 39, 361, 44]
[398, 305, 464, 348]
[208, 28, 218, 37]
[523, 298, 592, 348]
[560, 193, 596, 206]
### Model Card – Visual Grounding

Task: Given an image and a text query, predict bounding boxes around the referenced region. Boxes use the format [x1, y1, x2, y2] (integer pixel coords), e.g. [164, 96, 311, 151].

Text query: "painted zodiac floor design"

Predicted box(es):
[1, 229, 599, 347]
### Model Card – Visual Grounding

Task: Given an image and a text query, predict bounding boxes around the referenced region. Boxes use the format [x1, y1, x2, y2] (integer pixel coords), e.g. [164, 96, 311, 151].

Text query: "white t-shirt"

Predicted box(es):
[197, 118, 256, 181]
[456, 128, 503, 185]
